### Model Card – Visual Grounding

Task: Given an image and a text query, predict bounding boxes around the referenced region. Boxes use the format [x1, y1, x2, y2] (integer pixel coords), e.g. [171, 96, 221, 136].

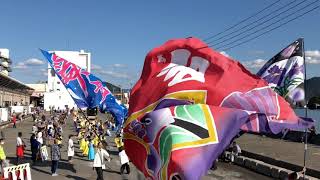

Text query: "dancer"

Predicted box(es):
[30, 133, 39, 164]
[119, 146, 130, 174]
[0, 138, 7, 174]
[16, 132, 25, 164]
[93, 142, 110, 180]
[68, 135, 74, 162]
[88, 139, 95, 161]
[12, 111, 17, 128]
[51, 139, 61, 176]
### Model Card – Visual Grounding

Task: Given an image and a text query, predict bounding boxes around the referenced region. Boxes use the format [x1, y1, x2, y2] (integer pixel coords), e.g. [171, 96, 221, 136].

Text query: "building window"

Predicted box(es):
[4, 101, 10, 107]
[57, 81, 60, 84]
[50, 69, 55, 77]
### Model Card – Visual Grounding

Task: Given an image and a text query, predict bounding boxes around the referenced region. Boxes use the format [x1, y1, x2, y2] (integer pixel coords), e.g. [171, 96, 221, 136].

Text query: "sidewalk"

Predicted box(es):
[237, 133, 320, 178]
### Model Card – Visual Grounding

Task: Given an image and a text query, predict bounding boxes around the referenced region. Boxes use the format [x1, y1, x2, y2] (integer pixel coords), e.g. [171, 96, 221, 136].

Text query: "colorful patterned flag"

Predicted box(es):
[41, 50, 126, 126]
[257, 38, 305, 102]
[123, 37, 313, 180]
[126, 104, 256, 179]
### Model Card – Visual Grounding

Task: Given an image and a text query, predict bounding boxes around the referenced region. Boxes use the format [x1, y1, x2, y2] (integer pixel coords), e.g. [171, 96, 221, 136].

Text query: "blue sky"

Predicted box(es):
[0, 0, 319, 88]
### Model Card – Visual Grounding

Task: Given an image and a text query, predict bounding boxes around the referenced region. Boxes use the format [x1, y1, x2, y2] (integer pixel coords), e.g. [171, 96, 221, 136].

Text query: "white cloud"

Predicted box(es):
[24, 58, 44, 66]
[112, 64, 127, 68]
[305, 50, 320, 64]
[91, 64, 130, 79]
[241, 50, 320, 69]
[13, 58, 45, 70]
[305, 50, 320, 58]
[40, 69, 48, 76]
[242, 59, 267, 69]
[91, 64, 103, 71]
[42, 72, 48, 76]
[306, 58, 320, 64]
[13, 62, 28, 69]
[100, 70, 130, 79]
[220, 51, 231, 58]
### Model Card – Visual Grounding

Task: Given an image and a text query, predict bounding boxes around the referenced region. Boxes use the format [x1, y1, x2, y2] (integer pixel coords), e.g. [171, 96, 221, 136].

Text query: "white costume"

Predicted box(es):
[37, 132, 43, 145]
[93, 148, 110, 169]
[68, 138, 74, 157]
[119, 150, 129, 165]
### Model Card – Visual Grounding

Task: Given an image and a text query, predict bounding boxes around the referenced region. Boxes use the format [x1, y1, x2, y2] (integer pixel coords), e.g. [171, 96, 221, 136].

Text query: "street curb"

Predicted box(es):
[241, 150, 320, 179]
[226, 152, 317, 180]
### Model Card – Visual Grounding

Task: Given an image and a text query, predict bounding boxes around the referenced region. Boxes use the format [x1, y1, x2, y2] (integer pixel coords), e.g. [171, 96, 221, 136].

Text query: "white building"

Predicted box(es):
[44, 50, 91, 111]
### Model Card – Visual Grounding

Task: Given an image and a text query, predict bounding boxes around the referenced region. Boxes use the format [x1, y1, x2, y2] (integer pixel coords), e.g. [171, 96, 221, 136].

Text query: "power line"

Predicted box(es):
[211, 0, 318, 48]
[214, 0, 318, 50]
[206, 0, 303, 45]
[216, 5, 319, 51]
[202, 0, 281, 42]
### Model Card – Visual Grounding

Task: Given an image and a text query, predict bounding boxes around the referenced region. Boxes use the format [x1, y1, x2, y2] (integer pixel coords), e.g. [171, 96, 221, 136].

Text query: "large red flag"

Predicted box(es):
[125, 37, 309, 133]
[124, 37, 313, 179]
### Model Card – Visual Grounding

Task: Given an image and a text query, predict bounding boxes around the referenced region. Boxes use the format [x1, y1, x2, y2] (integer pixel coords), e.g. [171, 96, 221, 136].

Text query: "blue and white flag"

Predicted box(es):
[41, 50, 126, 126]
[257, 38, 305, 102]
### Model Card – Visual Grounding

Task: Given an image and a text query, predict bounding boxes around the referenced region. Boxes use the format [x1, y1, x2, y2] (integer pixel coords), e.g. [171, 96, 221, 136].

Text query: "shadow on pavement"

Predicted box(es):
[31, 166, 51, 175]
[65, 175, 87, 180]
[6, 156, 32, 165]
[72, 156, 93, 162]
[30, 160, 77, 173]
[104, 168, 120, 175]
[107, 149, 119, 156]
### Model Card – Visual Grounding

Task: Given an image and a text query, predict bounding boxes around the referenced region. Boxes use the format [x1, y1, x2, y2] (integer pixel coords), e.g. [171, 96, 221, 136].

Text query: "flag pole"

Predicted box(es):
[302, 38, 308, 179]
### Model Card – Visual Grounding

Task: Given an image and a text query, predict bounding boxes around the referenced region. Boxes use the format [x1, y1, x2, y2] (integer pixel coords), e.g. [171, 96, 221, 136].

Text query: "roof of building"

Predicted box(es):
[103, 82, 121, 93]
[0, 72, 34, 94]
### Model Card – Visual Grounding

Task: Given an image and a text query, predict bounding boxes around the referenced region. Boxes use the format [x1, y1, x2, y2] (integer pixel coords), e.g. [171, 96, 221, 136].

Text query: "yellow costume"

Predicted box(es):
[80, 121, 85, 128]
[93, 136, 99, 147]
[80, 138, 85, 151]
[0, 145, 6, 160]
[115, 137, 124, 148]
[78, 132, 82, 140]
[82, 140, 89, 156]
[57, 136, 63, 145]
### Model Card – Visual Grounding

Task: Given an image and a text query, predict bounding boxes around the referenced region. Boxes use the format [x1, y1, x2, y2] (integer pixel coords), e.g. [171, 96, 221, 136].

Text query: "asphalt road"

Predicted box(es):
[238, 133, 320, 171]
[1, 114, 271, 180]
